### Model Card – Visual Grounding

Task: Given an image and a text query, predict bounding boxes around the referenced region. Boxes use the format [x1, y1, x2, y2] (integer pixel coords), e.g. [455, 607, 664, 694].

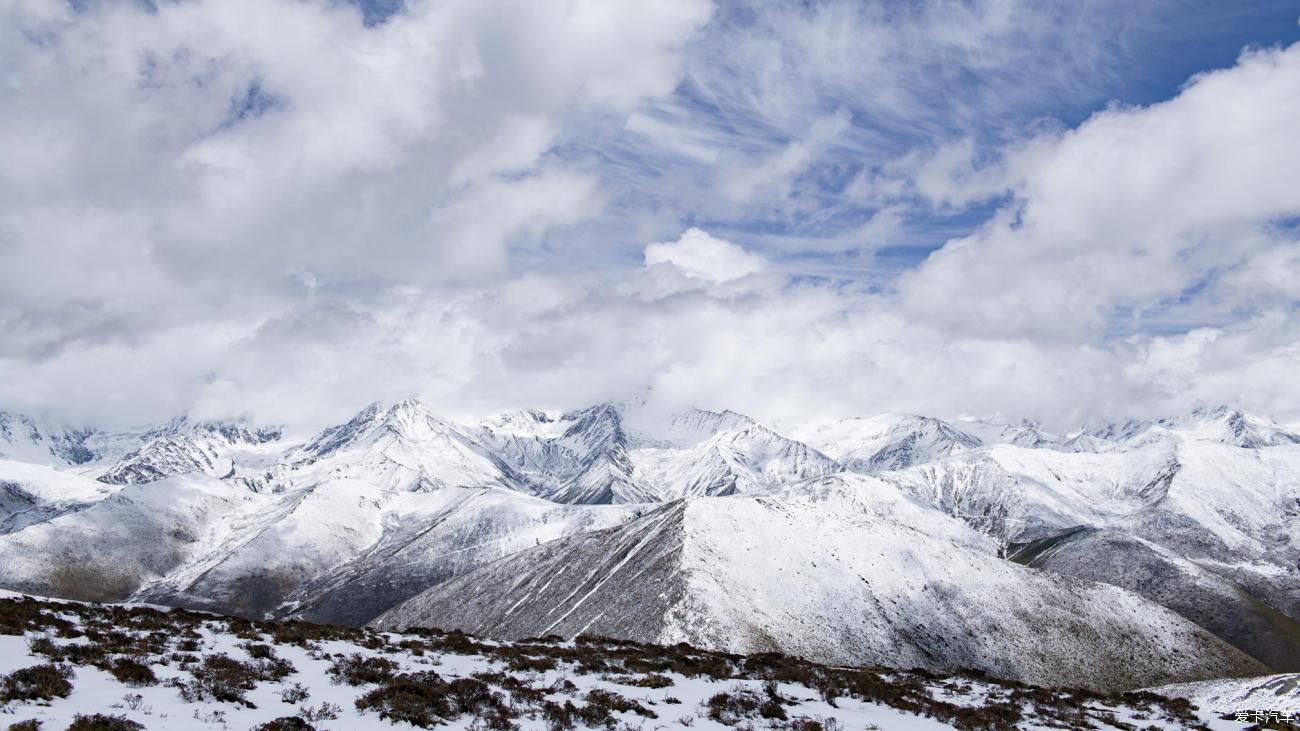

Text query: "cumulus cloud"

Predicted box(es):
[7, 254, 1297, 433]
[1, 0, 1298, 432]
[644, 229, 767, 282]
[0, 0, 711, 348]
[900, 43, 1300, 338]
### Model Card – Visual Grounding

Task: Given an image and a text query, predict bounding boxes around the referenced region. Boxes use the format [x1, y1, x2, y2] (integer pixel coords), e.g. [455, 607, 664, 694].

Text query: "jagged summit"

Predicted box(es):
[1, 398, 1297, 684]
[794, 412, 982, 472]
[97, 416, 285, 486]
[0, 412, 98, 466]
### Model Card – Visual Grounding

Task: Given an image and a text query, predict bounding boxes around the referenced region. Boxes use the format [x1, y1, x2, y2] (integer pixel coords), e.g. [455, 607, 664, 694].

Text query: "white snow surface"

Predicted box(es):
[0, 594, 1254, 730]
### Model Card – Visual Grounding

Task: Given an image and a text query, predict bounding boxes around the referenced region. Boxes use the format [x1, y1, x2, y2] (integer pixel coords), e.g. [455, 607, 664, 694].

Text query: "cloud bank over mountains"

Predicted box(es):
[1, 0, 1298, 430]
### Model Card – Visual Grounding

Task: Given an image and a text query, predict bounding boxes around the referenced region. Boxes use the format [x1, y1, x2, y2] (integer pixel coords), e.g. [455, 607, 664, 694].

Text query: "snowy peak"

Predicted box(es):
[1179, 407, 1300, 448]
[472, 403, 653, 504]
[795, 413, 982, 473]
[0, 412, 98, 466]
[289, 399, 523, 493]
[97, 416, 284, 485]
[556, 403, 626, 453]
[624, 407, 757, 448]
[1082, 407, 1300, 449]
[547, 404, 650, 504]
[303, 402, 385, 458]
[630, 421, 841, 499]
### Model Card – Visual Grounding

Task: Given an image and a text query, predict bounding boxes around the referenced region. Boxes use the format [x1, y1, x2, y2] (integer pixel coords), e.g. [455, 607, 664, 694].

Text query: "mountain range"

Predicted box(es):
[1, 400, 1297, 691]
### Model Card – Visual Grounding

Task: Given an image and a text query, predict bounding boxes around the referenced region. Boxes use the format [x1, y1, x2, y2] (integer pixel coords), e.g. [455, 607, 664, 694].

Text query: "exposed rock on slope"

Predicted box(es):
[1011, 527, 1300, 672]
[886, 439, 1300, 670]
[160, 485, 635, 624]
[374, 475, 1265, 691]
[97, 418, 282, 486]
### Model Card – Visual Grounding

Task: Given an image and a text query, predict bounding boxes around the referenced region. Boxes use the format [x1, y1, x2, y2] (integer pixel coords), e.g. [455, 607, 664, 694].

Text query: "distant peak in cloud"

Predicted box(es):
[644, 228, 767, 282]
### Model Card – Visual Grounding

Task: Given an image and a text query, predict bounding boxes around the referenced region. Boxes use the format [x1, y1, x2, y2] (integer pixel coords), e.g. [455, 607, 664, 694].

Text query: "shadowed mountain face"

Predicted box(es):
[0, 400, 1297, 690]
[374, 477, 1266, 692]
[1009, 526, 1300, 672]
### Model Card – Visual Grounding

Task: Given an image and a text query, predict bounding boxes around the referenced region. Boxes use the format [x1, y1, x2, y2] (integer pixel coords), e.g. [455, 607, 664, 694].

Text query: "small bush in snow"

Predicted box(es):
[279, 682, 311, 704]
[241, 642, 277, 660]
[65, 714, 145, 731]
[297, 701, 341, 722]
[107, 658, 157, 687]
[705, 684, 786, 725]
[355, 671, 516, 729]
[191, 708, 226, 724]
[503, 654, 558, 673]
[254, 718, 317, 731]
[620, 672, 673, 689]
[0, 664, 74, 703]
[327, 653, 399, 686]
[172, 653, 270, 706]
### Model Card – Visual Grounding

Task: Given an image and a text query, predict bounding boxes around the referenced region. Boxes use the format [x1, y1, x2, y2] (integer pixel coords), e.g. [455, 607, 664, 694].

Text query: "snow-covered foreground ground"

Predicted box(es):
[0, 595, 1277, 730]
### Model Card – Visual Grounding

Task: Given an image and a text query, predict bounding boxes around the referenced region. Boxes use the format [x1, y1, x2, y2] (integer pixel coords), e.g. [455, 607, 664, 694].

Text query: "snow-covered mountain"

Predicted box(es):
[1082, 406, 1300, 450]
[0, 459, 122, 534]
[793, 413, 983, 472]
[0, 399, 1297, 691]
[882, 436, 1300, 671]
[629, 418, 842, 499]
[470, 404, 838, 502]
[98, 417, 283, 486]
[0, 411, 132, 467]
[374, 474, 1264, 691]
[278, 399, 522, 493]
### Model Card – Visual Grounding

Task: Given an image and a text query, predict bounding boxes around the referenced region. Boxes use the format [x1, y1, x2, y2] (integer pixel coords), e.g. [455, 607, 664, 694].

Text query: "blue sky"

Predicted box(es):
[2, 0, 1300, 428]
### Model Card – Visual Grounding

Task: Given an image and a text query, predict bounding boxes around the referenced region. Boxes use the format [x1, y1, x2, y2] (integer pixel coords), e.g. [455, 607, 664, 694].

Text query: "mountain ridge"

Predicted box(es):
[0, 399, 1297, 689]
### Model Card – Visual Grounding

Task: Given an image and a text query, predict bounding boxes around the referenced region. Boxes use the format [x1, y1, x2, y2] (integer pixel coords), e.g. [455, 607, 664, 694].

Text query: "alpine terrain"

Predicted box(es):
[2, 400, 1298, 721]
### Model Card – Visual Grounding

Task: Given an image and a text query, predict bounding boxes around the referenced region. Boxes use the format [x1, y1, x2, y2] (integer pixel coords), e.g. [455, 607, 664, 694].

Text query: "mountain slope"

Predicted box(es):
[0, 412, 112, 466]
[1150, 673, 1300, 715]
[0, 459, 121, 534]
[143, 484, 637, 624]
[885, 438, 1300, 670]
[1010, 526, 1300, 672]
[0, 474, 251, 602]
[374, 474, 1265, 691]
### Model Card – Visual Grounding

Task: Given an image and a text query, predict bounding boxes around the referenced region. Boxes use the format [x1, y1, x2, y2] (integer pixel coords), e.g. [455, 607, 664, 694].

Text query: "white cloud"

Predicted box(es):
[2, 1, 1298, 434]
[644, 228, 767, 282]
[900, 43, 1300, 338]
[0, 0, 711, 345]
[9, 258, 1299, 433]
